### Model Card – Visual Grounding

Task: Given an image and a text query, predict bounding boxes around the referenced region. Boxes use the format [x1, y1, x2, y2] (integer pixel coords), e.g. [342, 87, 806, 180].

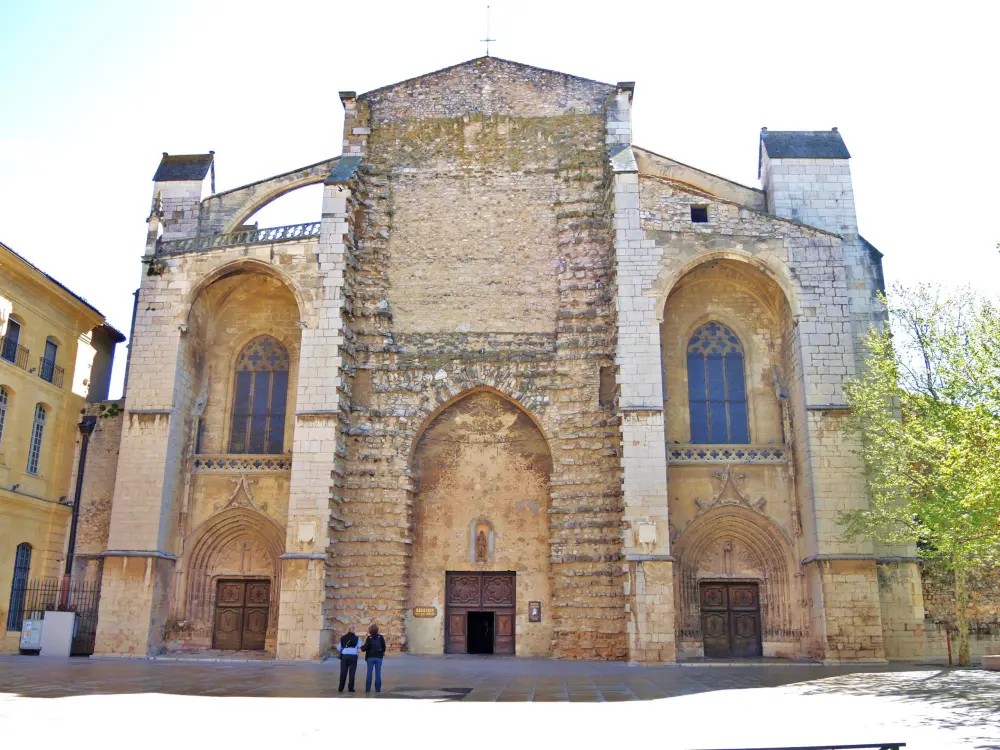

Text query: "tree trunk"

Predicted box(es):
[954, 564, 971, 667]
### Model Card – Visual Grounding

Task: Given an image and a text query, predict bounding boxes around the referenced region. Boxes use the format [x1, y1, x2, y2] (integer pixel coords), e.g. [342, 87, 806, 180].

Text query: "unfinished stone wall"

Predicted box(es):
[407, 390, 553, 655]
[328, 58, 627, 659]
[920, 562, 1000, 662]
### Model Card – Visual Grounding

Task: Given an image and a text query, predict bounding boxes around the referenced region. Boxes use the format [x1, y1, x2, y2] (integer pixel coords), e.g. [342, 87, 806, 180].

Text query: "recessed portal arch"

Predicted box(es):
[406, 389, 553, 657]
[672, 506, 803, 658]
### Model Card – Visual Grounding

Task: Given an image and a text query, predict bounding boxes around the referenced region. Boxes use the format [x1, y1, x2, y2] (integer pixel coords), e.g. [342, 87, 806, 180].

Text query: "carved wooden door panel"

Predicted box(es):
[213, 579, 270, 651]
[699, 582, 761, 658]
[699, 583, 730, 658]
[483, 573, 515, 655]
[445, 573, 480, 654]
[214, 580, 246, 650]
[242, 581, 270, 651]
[444, 572, 516, 655]
[728, 583, 762, 658]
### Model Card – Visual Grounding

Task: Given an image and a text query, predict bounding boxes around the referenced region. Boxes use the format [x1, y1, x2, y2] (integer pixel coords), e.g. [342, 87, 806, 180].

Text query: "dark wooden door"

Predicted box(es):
[213, 579, 270, 651]
[444, 571, 516, 655]
[699, 582, 761, 658]
[483, 574, 515, 655]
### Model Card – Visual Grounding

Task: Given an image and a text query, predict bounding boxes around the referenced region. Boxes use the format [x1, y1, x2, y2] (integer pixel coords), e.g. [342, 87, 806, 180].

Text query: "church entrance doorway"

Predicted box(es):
[444, 572, 515, 655]
[700, 581, 762, 658]
[212, 579, 270, 651]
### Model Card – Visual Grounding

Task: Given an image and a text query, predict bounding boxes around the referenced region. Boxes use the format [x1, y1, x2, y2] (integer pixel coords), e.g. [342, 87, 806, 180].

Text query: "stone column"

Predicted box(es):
[275, 173, 354, 660]
[608, 97, 676, 662]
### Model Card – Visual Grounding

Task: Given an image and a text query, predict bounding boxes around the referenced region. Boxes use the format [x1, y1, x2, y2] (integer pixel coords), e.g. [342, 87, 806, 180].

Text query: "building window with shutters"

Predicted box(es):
[26, 403, 46, 475]
[686, 322, 750, 444]
[6, 543, 31, 631]
[228, 336, 289, 454]
[0, 386, 8, 451]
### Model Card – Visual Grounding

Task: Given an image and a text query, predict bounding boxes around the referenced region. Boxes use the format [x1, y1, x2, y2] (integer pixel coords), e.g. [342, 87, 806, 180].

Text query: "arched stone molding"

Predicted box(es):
[406, 380, 551, 468]
[654, 249, 801, 324]
[672, 506, 804, 656]
[194, 156, 341, 235]
[404, 387, 555, 656]
[178, 506, 286, 641]
[178, 258, 311, 329]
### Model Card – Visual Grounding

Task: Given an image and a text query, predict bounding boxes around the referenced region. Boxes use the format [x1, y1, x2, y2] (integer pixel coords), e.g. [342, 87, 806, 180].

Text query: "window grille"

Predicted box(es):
[5, 543, 31, 631]
[26, 403, 46, 475]
[228, 336, 289, 454]
[687, 322, 750, 444]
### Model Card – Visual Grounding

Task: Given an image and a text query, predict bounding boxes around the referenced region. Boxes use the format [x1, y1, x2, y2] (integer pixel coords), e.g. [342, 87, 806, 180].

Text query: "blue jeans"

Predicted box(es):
[365, 657, 383, 693]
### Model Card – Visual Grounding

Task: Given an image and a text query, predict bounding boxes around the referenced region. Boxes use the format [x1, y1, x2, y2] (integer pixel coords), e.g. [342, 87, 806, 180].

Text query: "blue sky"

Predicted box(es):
[1, 0, 997, 399]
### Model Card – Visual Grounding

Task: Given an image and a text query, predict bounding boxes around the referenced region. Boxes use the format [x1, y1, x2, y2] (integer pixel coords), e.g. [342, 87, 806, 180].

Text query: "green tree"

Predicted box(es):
[842, 283, 1000, 666]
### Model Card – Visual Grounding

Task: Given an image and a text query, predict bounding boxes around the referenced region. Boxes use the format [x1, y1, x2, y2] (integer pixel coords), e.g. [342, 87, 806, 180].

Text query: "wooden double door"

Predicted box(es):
[213, 579, 270, 651]
[700, 582, 762, 658]
[445, 572, 515, 655]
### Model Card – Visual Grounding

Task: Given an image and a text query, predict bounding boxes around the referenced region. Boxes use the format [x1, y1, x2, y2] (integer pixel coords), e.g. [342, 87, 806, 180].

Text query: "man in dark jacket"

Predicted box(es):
[337, 626, 360, 693]
[360, 622, 386, 694]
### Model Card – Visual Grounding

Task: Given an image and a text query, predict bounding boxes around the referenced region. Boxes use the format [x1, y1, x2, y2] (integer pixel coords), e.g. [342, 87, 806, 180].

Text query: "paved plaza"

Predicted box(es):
[0, 655, 997, 749]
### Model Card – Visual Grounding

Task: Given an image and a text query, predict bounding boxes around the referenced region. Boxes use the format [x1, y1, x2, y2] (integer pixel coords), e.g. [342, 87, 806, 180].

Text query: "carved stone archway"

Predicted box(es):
[672, 506, 803, 657]
[177, 504, 286, 649]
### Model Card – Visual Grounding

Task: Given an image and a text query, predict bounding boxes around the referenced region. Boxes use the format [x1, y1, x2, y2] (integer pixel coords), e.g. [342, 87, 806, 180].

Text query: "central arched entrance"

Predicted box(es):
[406, 389, 553, 656]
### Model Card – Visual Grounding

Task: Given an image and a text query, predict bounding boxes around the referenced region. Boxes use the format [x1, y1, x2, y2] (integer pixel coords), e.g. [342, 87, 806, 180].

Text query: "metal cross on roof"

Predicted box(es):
[481, 5, 495, 57]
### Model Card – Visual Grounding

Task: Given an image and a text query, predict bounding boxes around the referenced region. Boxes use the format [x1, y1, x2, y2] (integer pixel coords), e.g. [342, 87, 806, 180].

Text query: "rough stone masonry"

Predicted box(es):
[72, 56, 993, 664]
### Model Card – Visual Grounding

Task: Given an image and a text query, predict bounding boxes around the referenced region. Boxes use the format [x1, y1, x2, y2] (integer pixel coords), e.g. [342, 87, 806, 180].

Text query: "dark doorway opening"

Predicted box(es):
[467, 611, 495, 654]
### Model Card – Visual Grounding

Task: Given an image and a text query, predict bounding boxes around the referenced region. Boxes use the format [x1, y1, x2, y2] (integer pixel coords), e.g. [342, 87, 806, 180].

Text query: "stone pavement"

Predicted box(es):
[0, 653, 932, 701]
[0, 656, 997, 749]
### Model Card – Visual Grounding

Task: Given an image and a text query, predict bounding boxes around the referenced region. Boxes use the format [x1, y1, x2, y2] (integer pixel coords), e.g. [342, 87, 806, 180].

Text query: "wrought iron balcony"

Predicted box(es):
[668, 444, 789, 464]
[192, 454, 292, 474]
[38, 357, 64, 388]
[158, 222, 321, 254]
[0, 337, 28, 370]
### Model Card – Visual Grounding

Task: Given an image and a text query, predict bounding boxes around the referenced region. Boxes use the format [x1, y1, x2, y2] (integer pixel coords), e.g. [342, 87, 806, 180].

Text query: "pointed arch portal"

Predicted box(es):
[406, 389, 554, 657]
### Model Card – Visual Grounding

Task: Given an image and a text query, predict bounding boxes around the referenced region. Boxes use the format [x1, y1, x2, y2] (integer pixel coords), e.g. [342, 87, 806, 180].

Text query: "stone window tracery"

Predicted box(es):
[687, 322, 750, 444]
[228, 336, 289, 455]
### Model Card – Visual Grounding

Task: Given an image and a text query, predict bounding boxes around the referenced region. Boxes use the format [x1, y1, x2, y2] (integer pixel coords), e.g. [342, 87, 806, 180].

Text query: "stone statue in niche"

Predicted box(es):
[475, 529, 488, 563]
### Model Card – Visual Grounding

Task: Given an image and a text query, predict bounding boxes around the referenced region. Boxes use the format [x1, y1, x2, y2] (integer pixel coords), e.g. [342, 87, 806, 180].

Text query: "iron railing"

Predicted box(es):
[38, 357, 64, 387]
[1, 337, 29, 370]
[667, 444, 789, 464]
[18, 578, 102, 656]
[158, 221, 321, 254]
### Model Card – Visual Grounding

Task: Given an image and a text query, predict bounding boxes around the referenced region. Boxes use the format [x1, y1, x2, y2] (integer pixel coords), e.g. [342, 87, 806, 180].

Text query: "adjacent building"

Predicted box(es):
[0, 241, 124, 652]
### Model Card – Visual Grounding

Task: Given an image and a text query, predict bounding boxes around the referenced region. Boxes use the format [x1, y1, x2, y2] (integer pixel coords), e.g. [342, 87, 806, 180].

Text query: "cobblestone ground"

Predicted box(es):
[0, 655, 997, 749]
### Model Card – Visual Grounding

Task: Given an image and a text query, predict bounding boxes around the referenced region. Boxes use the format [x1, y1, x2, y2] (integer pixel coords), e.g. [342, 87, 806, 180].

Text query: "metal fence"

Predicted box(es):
[18, 578, 102, 656]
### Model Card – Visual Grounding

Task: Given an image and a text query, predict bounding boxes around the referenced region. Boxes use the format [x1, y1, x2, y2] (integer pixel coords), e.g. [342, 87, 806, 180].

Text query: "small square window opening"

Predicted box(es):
[690, 206, 709, 223]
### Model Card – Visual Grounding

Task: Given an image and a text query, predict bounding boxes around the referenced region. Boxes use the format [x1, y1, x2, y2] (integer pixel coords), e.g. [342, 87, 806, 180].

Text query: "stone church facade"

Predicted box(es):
[82, 56, 932, 662]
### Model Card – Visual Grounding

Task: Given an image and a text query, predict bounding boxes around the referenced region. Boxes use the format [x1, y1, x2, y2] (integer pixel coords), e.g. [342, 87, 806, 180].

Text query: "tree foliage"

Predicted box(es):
[842, 283, 1000, 665]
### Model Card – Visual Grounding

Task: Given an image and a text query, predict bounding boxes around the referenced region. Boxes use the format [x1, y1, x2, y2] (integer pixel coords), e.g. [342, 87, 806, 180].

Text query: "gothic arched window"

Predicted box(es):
[229, 336, 289, 454]
[687, 322, 750, 444]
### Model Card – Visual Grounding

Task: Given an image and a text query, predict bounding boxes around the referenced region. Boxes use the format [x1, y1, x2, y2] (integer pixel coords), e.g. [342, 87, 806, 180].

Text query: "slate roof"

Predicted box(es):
[758, 130, 850, 176]
[153, 153, 214, 182]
